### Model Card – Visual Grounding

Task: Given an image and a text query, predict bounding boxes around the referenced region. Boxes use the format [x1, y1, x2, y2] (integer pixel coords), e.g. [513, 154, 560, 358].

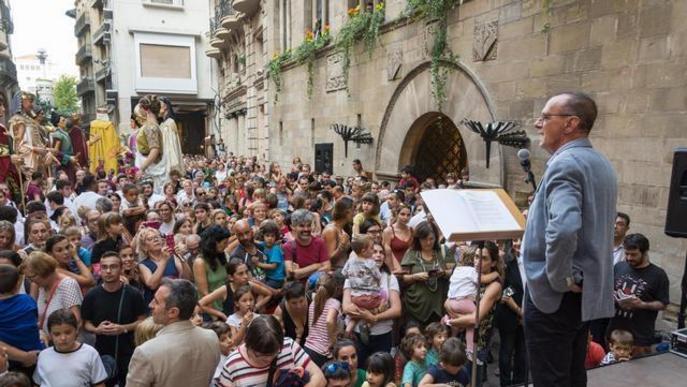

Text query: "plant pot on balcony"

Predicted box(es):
[232, 0, 259, 17]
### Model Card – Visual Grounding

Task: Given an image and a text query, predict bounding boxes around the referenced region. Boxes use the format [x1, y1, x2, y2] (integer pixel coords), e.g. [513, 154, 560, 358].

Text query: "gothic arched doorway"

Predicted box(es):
[399, 112, 467, 185]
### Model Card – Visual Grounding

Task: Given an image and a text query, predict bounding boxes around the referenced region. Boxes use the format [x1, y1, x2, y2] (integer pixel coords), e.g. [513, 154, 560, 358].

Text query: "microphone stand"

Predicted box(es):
[521, 161, 537, 192]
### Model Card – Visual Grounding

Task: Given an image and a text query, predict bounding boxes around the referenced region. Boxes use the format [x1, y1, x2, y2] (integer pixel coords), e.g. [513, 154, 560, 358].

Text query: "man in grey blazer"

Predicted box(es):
[522, 92, 617, 386]
[127, 279, 220, 387]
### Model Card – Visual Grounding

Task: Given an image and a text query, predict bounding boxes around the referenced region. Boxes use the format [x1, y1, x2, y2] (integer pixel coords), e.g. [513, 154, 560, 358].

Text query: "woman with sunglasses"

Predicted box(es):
[216, 315, 325, 386]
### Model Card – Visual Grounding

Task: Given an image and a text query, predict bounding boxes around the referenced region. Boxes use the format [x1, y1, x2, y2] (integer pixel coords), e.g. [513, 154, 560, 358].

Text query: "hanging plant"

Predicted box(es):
[292, 27, 331, 98]
[267, 26, 330, 101]
[334, 2, 386, 93]
[267, 50, 291, 101]
[406, 0, 462, 110]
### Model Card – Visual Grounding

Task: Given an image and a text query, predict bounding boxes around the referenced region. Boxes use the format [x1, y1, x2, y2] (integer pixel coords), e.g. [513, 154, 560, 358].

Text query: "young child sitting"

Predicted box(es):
[363, 352, 397, 387]
[205, 321, 234, 385]
[601, 329, 633, 365]
[322, 360, 351, 387]
[33, 309, 108, 387]
[120, 183, 146, 235]
[226, 284, 257, 346]
[443, 246, 499, 357]
[400, 333, 428, 387]
[418, 337, 470, 386]
[424, 322, 449, 367]
[342, 234, 385, 338]
[394, 322, 423, 384]
[0, 264, 44, 367]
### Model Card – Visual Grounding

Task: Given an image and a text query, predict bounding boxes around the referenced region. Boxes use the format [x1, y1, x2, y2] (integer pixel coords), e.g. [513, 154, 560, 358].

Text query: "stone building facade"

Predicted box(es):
[0, 0, 18, 119]
[208, 0, 687, 309]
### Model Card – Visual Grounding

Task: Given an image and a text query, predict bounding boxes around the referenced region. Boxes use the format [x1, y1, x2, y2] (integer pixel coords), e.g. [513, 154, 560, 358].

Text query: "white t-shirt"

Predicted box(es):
[448, 266, 477, 300]
[160, 220, 175, 236]
[73, 192, 104, 217]
[613, 244, 625, 265]
[36, 277, 83, 332]
[147, 193, 165, 208]
[33, 343, 108, 387]
[344, 271, 400, 336]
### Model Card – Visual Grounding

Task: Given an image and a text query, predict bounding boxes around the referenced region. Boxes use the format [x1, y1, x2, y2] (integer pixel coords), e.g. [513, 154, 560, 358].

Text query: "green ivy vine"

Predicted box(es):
[406, 0, 462, 110]
[334, 2, 386, 93]
[267, 29, 330, 101]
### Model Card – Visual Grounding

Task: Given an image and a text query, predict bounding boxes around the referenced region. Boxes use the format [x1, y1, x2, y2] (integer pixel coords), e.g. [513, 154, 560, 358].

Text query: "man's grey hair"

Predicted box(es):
[95, 197, 114, 213]
[160, 278, 198, 320]
[290, 209, 313, 227]
[555, 91, 598, 133]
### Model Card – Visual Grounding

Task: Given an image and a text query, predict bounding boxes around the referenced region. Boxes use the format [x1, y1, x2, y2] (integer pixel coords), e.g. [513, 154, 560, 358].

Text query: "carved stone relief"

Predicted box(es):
[326, 53, 346, 92]
[386, 49, 403, 81]
[473, 20, 498, 61]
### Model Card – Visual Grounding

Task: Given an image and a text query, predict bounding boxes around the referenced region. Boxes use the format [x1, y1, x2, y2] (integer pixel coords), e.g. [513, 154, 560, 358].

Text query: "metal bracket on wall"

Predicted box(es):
[330, 123, 374, 158]
[461, 119, 529, 168]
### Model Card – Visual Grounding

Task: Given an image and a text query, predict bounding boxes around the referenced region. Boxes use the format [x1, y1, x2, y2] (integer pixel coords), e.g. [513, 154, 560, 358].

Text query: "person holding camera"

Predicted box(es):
[400, 221, 453, 327]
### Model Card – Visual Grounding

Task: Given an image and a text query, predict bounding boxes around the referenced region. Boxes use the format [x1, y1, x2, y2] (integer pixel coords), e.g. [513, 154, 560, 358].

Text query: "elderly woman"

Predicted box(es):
[137, 227, 191, 305]
[133, 95, 167, 192]
[400, 221, 454, 327]
[343, 241, 402, 367]
[22, 251, 82, 337]
[217, 315, 325, 386]
[447, 241, 504, 386]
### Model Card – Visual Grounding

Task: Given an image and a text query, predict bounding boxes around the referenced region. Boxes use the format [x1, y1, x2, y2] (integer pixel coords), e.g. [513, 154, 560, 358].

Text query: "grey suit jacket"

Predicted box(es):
[522, 138, 617, 321]
[127, 320, 220, 387]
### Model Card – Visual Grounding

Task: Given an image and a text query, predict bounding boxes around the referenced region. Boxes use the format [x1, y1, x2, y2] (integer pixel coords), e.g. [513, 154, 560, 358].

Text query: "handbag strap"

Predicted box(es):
[113, 285, 126, 366]
[39, 278, 64, 329]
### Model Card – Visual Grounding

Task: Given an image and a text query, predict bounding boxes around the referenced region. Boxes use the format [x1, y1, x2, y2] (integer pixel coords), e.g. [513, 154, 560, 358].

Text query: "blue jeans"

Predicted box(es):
[354, 331, 393, 369]
[524, 290, 589, 387]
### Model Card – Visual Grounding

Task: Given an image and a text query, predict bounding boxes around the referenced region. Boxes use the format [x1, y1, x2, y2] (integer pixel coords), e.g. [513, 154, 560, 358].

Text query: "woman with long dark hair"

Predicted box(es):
[193, 225, 230, 307]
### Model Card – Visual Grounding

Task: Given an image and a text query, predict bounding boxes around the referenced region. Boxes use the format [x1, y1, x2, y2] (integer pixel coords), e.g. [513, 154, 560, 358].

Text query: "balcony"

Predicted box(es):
[205, 47, 221, 59]
[215, 28, 231, 40]
[75, 46, 92, 65]
[93, 22, 111, 46]
[210, 37, 224, 48]
[232, 0, 259, 17]
[0, 56, 17, 87]
[1, 1, 14, 35]
[95, 65, 111, 82]
[74, 13, 90, 36]
[221, 12, 242, 31]
[77, 77, 95, 95]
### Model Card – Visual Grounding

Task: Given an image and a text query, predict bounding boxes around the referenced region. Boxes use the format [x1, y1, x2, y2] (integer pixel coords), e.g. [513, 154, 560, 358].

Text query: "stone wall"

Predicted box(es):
[266, 0, 687, 310]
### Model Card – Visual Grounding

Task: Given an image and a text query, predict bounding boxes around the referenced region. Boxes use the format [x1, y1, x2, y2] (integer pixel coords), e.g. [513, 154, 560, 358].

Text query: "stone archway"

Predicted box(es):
[375, 61, 503, 186]
[400, 112, 467, 185]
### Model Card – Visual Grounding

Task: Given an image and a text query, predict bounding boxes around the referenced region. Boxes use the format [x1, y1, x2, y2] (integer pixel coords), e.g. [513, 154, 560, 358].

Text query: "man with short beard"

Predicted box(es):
[82, 252, 146, 386]
[284, 209, 329, 281]
[607, 233, 669, 356]
[229, 220, 266, 282]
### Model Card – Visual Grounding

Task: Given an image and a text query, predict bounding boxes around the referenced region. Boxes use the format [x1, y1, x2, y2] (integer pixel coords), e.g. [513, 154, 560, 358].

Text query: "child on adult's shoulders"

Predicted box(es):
[419, 337, 470, 387]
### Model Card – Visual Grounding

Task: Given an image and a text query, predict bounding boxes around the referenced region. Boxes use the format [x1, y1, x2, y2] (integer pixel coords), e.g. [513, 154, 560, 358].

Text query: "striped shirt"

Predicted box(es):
[216, 337, 310, 387]
[304, 298, 340, 357]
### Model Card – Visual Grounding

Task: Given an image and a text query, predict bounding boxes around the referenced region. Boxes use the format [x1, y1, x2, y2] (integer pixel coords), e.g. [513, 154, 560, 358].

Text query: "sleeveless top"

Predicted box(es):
[140, 257, 179, 304]
[204, 259, 228, 310]
[280, 299, 308, 347]
[389, 226, 412, 263]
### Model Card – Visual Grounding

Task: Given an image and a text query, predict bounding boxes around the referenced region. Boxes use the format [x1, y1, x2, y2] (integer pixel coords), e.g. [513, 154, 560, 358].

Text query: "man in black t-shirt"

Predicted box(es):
[608, 233, 669, 354]
[82, 252, 146, 386]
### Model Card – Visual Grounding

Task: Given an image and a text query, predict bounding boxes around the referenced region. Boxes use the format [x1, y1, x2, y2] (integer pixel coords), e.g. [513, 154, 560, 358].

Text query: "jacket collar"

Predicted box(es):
[546, 137, 592, 167]
[157, 320, 194, 337]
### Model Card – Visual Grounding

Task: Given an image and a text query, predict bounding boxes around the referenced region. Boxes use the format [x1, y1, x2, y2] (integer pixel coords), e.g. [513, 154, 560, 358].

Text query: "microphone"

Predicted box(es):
[517, 149, 537, 191]
[517, 148, 531, 170]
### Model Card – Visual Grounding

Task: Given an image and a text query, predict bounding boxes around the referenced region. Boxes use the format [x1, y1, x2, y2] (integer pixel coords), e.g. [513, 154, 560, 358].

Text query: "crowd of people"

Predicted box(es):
[0, 92, 673, 387]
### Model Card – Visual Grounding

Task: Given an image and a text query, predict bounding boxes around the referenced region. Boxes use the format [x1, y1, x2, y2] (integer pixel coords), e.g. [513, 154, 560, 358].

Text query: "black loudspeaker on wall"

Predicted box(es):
[665, 147, 687, 237]
[665, 147, 687, 329]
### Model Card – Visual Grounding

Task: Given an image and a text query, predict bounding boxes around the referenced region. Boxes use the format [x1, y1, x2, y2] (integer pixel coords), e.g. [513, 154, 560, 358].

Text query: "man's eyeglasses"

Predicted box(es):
[323, 361, 350, 376]
[536, 113, 577, 122]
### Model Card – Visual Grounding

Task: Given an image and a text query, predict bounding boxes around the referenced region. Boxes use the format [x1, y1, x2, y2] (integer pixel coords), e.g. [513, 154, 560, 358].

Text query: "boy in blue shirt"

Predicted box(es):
[257, 220, 286, 290]
[419, 337, 470, 386]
